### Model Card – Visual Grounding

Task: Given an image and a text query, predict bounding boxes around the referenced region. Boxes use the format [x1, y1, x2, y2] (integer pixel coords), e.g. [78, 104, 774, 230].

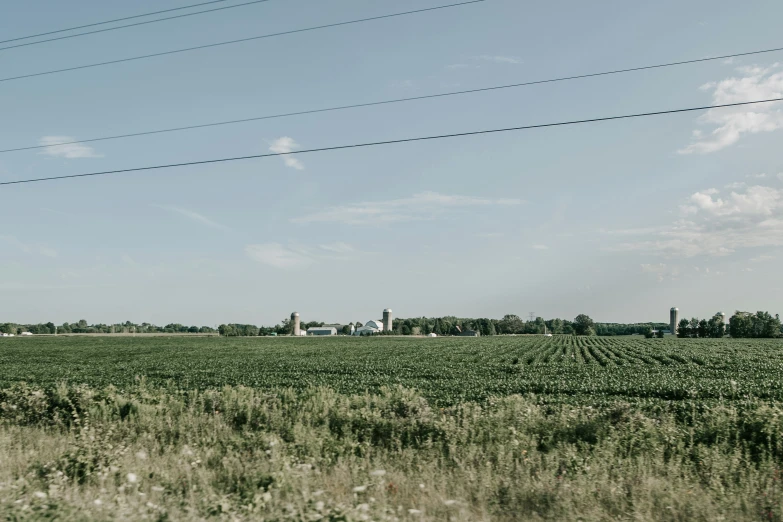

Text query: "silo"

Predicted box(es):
[670, 307, 679, 336]
[719, 312, 726, 323]
[383, 309, 392, 333]
[291, 312, 300, 336]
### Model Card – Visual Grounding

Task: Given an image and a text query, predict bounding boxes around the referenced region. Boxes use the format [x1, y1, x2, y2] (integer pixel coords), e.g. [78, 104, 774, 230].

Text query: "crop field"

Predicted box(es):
[2, 335, 783, 520]
[1, 335, 782, 404]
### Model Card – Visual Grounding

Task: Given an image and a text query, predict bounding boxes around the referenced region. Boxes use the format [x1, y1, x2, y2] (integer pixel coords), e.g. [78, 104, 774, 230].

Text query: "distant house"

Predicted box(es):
[428, 333, 438, 337]
[20, 332, 33, 336]
[458, 330, 480, 337]
[307, 327, 337, 336]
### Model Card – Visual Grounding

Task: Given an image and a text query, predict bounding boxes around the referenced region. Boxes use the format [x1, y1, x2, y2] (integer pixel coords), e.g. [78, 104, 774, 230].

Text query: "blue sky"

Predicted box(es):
[1, 0, 782, 326]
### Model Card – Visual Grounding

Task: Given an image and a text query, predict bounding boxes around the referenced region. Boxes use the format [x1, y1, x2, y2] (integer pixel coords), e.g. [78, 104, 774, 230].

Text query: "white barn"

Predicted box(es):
[354, 320, 384, 336]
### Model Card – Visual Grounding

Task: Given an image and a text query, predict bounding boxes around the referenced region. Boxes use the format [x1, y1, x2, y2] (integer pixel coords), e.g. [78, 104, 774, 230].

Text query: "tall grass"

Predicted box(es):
[1, 382, 782, 520]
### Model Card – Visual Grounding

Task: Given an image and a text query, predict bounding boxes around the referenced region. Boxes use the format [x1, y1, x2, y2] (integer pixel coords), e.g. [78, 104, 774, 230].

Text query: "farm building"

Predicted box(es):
[354, 320, 384, 336]
[428, 333, 438, 337]
[307, 327, 337, 336]
[459, 329, 480, 337]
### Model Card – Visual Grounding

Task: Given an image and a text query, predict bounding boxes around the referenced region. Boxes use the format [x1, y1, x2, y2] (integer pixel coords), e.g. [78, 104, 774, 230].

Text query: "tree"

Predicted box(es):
[498, 314, 524, 335]
[698, 319, 708, 339]
[689, 318, 700, 338]
[573, 314, 595, 336]
[707, 314, 725, 338]
[656, 329, 665, 339]
[644, 327, 654, 339]
[677, 318, 691, 338]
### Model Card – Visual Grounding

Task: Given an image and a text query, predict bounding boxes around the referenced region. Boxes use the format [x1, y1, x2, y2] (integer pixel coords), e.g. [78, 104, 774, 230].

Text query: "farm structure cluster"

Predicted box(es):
[290, 309, 394, 336]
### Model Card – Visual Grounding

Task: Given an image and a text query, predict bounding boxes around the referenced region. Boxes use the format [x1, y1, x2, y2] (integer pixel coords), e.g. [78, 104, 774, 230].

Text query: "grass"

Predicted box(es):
[1, 336, 782, 520]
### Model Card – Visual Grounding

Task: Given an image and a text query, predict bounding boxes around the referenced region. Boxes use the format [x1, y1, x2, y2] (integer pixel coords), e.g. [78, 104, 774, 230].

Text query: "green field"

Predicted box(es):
[2, 335, 782, 403]
[2, 335, 783, 521]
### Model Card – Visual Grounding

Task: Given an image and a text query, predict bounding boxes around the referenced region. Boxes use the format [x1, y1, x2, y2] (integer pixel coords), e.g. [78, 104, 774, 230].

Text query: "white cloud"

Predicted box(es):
[317, 242, 354, 254]
[38, 136, 101, 159]
[245, 242, 361, 269]
[750, 254, 774, 262]
[608, 183, 783, 257]
[154, 205, 230, 231]
[531, 244, 549, 250]
[742, 267, 754, 272]
[475, 55, 522, 64]
[245, 243, 312, 269]
[748, 173, 768, 179]
[0, 235, 58, 258]
[679, 64, 783, 154]
[269, 137, 304, 170]
[724, 181, 746, 189]
[292, 191, 523, 225]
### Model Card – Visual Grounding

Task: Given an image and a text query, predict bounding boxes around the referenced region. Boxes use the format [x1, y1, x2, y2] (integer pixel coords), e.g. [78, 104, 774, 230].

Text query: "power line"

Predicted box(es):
[0, 1, 486, 84]
[0, 0, 232, 45]
[2, 97, 780, 187]
[0, 0, 273, 53]
[3, 44, 781, 155]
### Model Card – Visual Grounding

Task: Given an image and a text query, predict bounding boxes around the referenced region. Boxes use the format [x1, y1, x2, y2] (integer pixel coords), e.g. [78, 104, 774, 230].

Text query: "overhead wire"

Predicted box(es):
[2, 44, 782, 155]
[0, 0, 486, 84]
[0, 0, 233, 44]
[0, 0, 273, 52]
[2, 97, 780, 187]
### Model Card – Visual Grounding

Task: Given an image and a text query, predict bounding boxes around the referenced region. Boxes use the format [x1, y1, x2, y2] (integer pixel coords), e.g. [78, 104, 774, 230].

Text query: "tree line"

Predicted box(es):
[677, 311, 781, 339]
[4, 311, 779, 338]
[0, 320, 216, 335]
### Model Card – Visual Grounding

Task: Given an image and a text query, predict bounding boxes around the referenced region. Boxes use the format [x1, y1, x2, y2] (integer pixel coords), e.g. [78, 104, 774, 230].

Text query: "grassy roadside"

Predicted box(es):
[1, 382, 782, 521]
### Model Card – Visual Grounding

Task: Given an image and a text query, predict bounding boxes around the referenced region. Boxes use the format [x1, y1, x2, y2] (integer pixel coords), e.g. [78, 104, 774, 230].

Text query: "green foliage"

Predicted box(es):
[4, 336, 783, 405]
[573, 314, 595, 336]
[3, 382, 783, 520]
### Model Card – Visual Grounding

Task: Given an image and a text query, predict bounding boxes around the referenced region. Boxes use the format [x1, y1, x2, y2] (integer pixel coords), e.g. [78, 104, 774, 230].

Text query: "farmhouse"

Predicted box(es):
[308, 327, 337, 336]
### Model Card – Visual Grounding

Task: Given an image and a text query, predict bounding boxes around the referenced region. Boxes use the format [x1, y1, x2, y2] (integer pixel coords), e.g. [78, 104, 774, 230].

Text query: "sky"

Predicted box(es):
[1, 0, 782, 327]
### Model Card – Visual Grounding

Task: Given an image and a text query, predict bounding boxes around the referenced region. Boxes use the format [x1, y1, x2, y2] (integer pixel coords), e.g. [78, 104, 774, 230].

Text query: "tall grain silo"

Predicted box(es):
[670, 307, 679, 336]
[291, 312, 300, 336]
[383, 309, 393, 333]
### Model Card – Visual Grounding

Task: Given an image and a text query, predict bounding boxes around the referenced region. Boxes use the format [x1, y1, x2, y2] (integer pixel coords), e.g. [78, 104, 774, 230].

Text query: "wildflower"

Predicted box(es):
[33, 491, 47, 499]
[151, 486, 164, 492]
[315, 501, 325, 511]
[370, 469, 386, 477]
[357, 503, 369, 511]
[94, 499, 103, 506]
[313, 490, 324, 497]
[127, 473, 138, 483]
[409, 509, 422, 515]
[135, 451, 148, 460]
[419, 483, 425, 490]
[444, 500, 458, 506]
[352, 485, 367, 493]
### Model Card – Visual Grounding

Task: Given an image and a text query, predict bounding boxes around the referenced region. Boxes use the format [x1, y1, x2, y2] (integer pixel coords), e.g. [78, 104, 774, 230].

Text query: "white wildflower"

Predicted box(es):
[357, 503, 369, 511]
[352, 485, 367, 493]
[33, 491, 47, 499]
[409, 509, 422, 515]
[444, 500, 458, 506]
[419, 483, 425, 489]
[126, 473, 138, 483]
[151, 486, 164, 492]
[94, 499, 103, 506]
[370, 469, 386, 477]
[315, 501, 325, 511]
[135, 451, 148, 460]
[312, 490, 324, 497]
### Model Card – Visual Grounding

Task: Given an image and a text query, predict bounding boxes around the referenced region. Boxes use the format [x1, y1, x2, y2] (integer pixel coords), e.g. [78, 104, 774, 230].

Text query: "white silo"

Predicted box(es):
[670, 307, 679, 336]
[383, 309, 393, 333]
[291, 312, 300, 336]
